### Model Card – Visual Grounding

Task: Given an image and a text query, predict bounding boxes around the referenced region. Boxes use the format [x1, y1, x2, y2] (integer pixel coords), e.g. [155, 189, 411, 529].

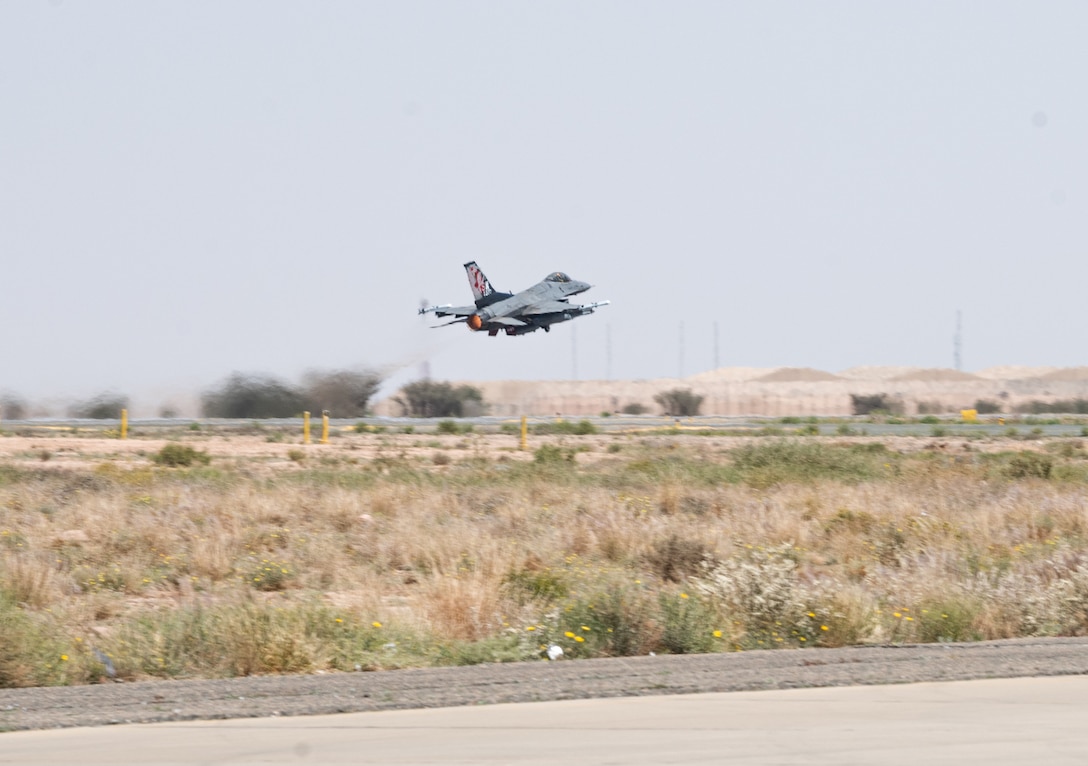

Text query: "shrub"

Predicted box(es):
[730, 441, 884, 486]
[532, 419, 597, 435]
[68, 392, 129, 419]
[394, 380, 485, 418]
[152, 444, 211, 468]
[915, 598, 982, 643]
[201, 373, 305, 418]
[1016, 399, 1088, 415]
[0, 394, 27, 421]
[533, 444, 577, 464]
[241, 556, 295, 591]
[621, 403, 648, 415]
[693, 544, 808, 646]
[301, 368, 382, 417]
[1003, 452, 1053, 480]
[645, 534, 715, 583]
[0, 593, 82, 687]
[850, 393, 902, 416]
[653, 389, 703, 416]
[657, 592, 720, 654]
[556, 586, 658, 657]
[503, 568, 568, 604]
[974, 399, 1003, 415]
[436, 420, 472, 435]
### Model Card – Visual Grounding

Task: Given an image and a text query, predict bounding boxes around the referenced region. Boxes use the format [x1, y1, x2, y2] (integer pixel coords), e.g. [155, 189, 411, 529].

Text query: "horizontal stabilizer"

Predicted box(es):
[490, 316, 527, 326]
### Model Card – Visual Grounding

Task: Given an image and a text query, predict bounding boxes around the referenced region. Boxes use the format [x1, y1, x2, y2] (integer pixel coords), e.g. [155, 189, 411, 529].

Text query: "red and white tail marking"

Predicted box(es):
[464, 261, 494, 301]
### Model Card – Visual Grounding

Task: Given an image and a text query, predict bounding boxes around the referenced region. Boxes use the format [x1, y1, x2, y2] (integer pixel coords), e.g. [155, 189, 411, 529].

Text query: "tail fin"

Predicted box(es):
[464, 261, 495, 302]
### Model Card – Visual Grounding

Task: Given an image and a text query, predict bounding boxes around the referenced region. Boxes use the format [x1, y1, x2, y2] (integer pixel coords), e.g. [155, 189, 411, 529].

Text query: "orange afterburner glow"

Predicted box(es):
[467, 314, 483, 331]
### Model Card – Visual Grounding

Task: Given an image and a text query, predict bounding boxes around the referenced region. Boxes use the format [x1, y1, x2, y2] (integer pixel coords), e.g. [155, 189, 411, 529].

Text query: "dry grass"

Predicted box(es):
[3, 431, 1088, 686]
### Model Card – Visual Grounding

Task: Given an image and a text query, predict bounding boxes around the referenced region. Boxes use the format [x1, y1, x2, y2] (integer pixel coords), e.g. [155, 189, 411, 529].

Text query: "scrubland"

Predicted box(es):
[3, 425, 1088, 688]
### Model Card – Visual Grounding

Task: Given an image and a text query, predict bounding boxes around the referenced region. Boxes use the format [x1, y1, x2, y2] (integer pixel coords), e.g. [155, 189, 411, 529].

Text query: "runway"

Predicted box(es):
[5, 675, 1088, 765]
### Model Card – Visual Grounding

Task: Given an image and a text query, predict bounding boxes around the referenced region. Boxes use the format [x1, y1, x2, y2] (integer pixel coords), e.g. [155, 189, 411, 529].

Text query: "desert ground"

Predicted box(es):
[4, 418, 1088, 728]
[370, 365, 1088, 417]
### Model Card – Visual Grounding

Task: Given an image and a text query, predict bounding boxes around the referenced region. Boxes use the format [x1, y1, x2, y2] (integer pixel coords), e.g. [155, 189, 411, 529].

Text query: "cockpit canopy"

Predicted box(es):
[545, 272, 572, 283]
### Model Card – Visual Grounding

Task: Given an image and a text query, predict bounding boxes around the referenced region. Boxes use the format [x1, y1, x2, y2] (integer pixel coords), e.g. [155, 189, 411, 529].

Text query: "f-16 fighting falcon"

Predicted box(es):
[419, 262, 610, 336]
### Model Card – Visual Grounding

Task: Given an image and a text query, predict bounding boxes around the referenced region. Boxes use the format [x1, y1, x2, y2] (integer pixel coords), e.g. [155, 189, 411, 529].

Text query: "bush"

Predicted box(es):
[657, 592, 720, 654]
[556, 587, 658, 657]
[436, 420, 472, 435]
[201, 373, 305, 419]
[1016, 399, 1088, 415]
[693, 544, 808, 646]
[301, 368, 382, 417]
[621, 403, 648, 415]
[653, 389, 703, 416]
[1003, 452, 1053, 480]
[730, 441, 885, 486]
[68, 392, 129, 419]
[533, 444, 577, 464]
[850, 393, 902, 416]
[395, 380, 485, 418]
[974, 399, 1003, 415]
[152, 444, 211, 467]
[645, 534, 715, 583]
[0, 394, 27, 421]
[532, 419, 597, 435]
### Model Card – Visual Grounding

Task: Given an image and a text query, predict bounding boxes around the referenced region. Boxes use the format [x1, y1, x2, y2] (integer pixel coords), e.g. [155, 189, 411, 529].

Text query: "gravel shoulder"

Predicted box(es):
[3, 637, 1088, 732]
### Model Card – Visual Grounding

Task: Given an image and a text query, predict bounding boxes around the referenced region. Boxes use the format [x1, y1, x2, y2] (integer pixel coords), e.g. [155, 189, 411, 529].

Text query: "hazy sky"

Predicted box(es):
[2, 2, 1086, 408]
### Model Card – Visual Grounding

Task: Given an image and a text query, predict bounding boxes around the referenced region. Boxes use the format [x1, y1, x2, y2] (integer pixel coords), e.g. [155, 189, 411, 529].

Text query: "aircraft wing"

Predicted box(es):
[489, 316, 527, 326]
[517, 300, 576, 316]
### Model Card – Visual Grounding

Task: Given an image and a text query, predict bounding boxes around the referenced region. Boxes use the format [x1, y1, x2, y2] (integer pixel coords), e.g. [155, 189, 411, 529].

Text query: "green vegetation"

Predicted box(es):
[4, 428, 1088, 689]
[68, 392, 129, 420]
[1017, 399, 1088, 415]
[394, 380, 486, 418]
[532, 419, 597, 435]
[201, 373, 305, 418]
[0, 394, 27, 421]
[729, 440, 889, 486]
[151, 444, 211, 467]
[653, 389, 704, 416]
[850, 393, 903, 416]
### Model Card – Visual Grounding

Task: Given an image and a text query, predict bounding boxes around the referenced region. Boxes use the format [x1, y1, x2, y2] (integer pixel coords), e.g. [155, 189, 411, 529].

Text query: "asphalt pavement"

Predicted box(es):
[5, 675, 1088, 765]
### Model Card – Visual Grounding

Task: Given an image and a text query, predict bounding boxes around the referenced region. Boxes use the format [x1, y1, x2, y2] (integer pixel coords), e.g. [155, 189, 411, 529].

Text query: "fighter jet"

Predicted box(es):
[419, 262, 610, 336]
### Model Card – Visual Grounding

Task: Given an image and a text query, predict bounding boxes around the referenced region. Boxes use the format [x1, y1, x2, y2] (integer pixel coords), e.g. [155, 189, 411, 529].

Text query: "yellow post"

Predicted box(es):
[321, 411, 329, 444]
[303, 411, 311, 444]
[520, 415, 528, 451]
[120, 409, 128, 440]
